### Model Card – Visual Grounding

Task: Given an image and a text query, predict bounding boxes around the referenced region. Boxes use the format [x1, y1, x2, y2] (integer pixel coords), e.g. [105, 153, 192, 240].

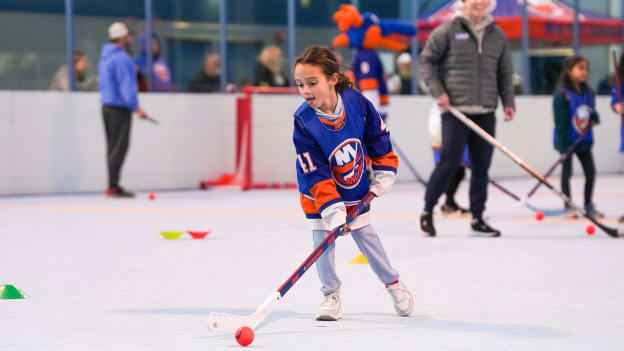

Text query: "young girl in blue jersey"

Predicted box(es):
[292, 45, 413, 321]
[553, 56, 603, 218]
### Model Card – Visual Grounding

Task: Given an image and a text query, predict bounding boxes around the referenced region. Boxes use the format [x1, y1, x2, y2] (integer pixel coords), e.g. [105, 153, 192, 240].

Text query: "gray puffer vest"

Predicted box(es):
[419, 16, 515, 110]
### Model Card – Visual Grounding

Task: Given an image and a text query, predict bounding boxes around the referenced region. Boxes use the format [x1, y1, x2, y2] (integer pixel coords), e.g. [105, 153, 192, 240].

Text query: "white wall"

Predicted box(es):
[0, 91, 236, 195]
[248, 94, 624, 184]
[1, 92, 622, 195]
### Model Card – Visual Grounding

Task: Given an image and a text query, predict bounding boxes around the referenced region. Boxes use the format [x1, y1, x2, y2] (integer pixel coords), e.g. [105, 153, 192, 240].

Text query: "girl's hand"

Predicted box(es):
[340, 223, 351, 236]
[614, 103, 624, 115]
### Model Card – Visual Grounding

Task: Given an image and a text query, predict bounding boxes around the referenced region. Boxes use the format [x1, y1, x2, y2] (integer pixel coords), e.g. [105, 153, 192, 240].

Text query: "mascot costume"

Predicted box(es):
[332, 4, 416, 120]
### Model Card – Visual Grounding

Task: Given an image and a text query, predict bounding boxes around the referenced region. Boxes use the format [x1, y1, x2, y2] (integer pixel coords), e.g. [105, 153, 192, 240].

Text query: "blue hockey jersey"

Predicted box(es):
[553, 87, 596, 151]
[293, 88, 398, 230]
[352, 50, 389, 112]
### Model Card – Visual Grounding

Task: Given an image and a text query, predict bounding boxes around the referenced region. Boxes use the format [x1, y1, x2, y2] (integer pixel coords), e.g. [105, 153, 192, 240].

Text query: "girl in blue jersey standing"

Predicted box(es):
[553, 56, 603, 218]
[292, 46, 413, 321]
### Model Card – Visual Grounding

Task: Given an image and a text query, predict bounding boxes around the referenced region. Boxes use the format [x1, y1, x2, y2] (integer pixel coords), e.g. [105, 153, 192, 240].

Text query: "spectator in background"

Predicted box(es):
[188, 53, 221, 92]
[387, 52, 413, 95]
[98, 22, 148, 198]
[49, 51, 98, 91]
[254, 45, 289, 87]
[135, 33, 173, 92]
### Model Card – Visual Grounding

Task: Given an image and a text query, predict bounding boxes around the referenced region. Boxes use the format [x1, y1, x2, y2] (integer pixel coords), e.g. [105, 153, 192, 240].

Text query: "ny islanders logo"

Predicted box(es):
[329, 139, 364, 189]
[572, 104, 592, 133]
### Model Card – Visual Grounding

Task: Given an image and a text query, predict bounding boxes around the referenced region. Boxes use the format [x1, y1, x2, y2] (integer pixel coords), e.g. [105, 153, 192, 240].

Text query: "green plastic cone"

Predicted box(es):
[0, 285, 28, 299]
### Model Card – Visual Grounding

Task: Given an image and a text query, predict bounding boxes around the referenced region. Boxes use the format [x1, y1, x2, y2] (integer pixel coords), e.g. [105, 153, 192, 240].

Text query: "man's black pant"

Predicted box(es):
[102, 105, 132, 188]
[424, 111, 496, 218]
[561, 149, 596, 207]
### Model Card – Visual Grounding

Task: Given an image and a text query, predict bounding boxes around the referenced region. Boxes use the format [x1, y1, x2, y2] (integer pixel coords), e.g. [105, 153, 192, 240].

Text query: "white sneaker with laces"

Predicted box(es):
[386, 279, 413, 317]
[315, 292, 342, 321]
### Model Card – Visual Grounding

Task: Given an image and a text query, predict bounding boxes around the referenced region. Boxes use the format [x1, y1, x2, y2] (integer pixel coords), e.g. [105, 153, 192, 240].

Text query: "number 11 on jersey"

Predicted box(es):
[297, 152, 317, 173]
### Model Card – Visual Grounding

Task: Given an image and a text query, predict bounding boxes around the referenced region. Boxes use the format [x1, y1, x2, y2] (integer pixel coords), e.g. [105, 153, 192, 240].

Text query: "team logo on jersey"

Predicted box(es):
[360, 61, 370, 74]
[329, 138, 365, 189]
[572, 104, 592, 133]
[153, 62, 171, 82]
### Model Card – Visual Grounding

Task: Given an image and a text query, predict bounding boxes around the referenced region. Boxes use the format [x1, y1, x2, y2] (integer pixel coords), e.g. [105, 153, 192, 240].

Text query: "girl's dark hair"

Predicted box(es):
[293, 45, 353, 92]
[558, 55, 591, 92]
[610, 52, 624, 86]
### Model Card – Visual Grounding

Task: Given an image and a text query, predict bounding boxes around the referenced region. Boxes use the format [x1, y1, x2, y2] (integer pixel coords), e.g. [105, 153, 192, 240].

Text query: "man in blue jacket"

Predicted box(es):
[98, 22, 148, 197]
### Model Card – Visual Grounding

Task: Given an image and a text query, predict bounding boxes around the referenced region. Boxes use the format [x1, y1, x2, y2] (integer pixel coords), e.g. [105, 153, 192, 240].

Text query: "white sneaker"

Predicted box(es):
[315, 292, 342, 321]
[386, 279, 413, 317]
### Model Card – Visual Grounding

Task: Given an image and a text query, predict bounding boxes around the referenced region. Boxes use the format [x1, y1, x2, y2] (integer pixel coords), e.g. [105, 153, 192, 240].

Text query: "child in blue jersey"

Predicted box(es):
[553, 56, 603, 218]
[609, 52, 624, 223]
[292, 46, 413, 321]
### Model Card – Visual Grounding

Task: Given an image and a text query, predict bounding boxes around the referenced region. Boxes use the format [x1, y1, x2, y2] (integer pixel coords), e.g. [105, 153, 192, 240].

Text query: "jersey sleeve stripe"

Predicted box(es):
[359, 78, 379, 90]
[372, 151, 398, 170]
[310, 178, 342, 212]
[299, 193, 320, 215]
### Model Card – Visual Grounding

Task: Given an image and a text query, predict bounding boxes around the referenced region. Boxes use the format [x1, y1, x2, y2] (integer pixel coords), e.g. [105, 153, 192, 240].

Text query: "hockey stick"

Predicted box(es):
[519, 127, 590, 206]
[488, 177, 563, 216]
[207, 191, 376, 332]
[391, 140, 428, 187]
[448, 107, 620, 238]
[143, 115, 159, 125]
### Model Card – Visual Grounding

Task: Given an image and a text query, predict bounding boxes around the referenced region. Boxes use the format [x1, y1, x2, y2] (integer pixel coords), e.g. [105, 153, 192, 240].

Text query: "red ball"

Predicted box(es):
[148, 192, 155, 200]
[535, 211, 544, 221]
[586, 225, 595, 235]
[235, 326, 254, 346]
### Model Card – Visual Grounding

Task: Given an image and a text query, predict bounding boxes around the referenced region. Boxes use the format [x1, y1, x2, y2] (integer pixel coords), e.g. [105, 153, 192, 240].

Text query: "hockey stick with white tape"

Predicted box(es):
[448, 106, 620, 238]
[207, 191, 376, 332]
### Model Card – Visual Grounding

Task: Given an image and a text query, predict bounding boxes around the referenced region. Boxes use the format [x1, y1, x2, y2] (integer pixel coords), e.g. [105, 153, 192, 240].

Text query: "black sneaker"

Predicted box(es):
[471, 218, 501, 237]
[106, 186, 135, 198]
[420, 212, 436, 237]
[441, 202, 470, 214]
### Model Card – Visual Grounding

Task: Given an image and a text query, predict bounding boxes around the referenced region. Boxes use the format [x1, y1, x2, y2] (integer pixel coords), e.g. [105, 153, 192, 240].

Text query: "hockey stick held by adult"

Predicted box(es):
[136, 108, 159, 124]
[207, 192, 376, 333]
[447, 106, 620, 238]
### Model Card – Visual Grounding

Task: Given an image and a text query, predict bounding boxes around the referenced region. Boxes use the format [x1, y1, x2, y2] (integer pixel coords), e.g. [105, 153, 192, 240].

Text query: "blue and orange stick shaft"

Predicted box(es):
[277, 191, 375, 297]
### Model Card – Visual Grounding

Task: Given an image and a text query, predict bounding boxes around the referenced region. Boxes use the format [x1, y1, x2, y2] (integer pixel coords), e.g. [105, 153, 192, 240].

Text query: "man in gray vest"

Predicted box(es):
[418, 0, 515, 237]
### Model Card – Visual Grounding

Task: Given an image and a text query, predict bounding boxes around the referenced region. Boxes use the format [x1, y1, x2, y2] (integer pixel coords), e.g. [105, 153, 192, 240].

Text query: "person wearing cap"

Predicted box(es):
[98, 22, 148, 198]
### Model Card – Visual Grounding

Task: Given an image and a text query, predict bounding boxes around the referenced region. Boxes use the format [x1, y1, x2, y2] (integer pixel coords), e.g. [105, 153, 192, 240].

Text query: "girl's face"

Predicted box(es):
[569, 60, 589, 84]
[294, 63, 338, 113]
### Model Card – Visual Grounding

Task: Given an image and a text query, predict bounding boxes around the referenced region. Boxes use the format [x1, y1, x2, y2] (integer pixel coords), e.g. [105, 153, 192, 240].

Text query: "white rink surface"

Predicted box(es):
[1, 176, 623, 350]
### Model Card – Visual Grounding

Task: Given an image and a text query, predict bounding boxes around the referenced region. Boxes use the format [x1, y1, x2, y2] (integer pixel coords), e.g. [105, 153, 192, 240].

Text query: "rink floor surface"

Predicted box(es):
[1, 176, 623, 350]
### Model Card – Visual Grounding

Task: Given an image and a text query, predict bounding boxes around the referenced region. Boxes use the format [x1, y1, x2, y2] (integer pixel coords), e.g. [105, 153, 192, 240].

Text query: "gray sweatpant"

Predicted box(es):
[313, 224, 399, 296]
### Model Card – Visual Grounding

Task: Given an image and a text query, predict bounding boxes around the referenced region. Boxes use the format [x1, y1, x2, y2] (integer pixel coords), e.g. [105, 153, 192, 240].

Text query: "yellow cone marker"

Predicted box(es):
[160, 231, 183, 240]
[349, 253, 368, 264]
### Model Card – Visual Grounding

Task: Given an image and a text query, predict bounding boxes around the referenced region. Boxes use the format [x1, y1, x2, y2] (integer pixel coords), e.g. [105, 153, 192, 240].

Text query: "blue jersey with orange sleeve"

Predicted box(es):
[352, 50, 389, 107]
[293, 87, 398, 230]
